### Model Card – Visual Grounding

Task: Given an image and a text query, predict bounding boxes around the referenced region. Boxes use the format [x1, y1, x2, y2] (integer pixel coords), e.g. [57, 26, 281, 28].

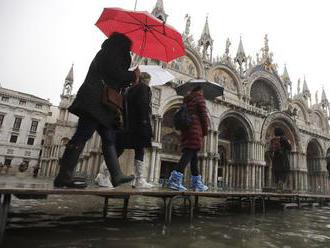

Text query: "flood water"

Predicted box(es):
[2, 195, 330, 248]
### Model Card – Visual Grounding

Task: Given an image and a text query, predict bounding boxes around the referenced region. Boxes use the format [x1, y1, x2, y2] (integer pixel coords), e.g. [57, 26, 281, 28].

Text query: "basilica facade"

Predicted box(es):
[39, 0, 330, 193]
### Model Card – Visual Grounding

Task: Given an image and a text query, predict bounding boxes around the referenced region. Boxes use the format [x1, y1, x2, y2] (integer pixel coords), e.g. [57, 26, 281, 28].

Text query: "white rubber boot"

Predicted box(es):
[95, 161, 113, 188]
[133, 160, 153, 189]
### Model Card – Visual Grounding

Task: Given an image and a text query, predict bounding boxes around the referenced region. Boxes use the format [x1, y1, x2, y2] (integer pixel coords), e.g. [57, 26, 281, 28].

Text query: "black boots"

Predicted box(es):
[54, 143, 87, 188]
[103, 144, 135, 187]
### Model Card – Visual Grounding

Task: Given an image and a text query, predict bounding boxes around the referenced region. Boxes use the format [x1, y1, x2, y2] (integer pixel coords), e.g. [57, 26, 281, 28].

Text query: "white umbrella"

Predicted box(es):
[139, 65, 175, 86]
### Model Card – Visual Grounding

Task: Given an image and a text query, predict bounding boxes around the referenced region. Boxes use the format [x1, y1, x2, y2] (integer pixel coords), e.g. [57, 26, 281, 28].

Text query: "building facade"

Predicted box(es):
[0, 86, 51, 174]
[39, 0, 330, 193]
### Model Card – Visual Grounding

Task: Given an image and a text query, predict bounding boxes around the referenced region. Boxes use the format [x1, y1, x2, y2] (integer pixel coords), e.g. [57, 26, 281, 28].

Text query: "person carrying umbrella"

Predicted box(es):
[167, 86, 209, 191]
[115, 72, 154, 188]
[54, 32, 140, 188]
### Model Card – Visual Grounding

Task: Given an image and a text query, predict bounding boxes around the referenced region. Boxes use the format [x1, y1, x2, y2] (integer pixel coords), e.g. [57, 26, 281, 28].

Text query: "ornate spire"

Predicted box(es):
[302, 76, 311, 105]
[282, 64, 292, 97]
[321, 88, 328, 105]
[235, 36, 246, 65]
[65, 64, 74, 82]
[198, 16, 213, 61]
[62, 64, 74, 96]
[219, 38, 235, 68]
[151, 0, 168, 22]
[234, 36, 246, 76]
[302, 76, 309, 93]
[282, 64, 290, 82]
[260, 34, 274, 70]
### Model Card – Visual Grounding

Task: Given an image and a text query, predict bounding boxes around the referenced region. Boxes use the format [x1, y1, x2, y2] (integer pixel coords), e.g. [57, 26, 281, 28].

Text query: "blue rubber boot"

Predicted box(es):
[191, 175, 208, 192]
[167, 170, 187, 191]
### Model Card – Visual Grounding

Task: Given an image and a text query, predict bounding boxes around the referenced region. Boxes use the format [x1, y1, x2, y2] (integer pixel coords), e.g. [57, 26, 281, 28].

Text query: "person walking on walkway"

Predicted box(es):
[116, 72, 154, 188]
[168, 86, 209, 191]
[54, 32, 140, 188]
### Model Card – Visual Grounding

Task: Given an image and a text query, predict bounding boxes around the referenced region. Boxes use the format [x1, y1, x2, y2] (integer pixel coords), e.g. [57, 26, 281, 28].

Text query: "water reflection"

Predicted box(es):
[2, 195, 330, 248]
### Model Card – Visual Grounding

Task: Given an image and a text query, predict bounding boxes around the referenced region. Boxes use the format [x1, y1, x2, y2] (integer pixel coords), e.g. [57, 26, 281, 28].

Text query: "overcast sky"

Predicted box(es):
[0, 0, 329, 105]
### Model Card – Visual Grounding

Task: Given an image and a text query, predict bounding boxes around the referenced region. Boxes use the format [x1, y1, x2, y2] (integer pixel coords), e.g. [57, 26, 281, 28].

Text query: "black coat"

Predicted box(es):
[117, 83, 153, 148]
[69, 42, 136, 128]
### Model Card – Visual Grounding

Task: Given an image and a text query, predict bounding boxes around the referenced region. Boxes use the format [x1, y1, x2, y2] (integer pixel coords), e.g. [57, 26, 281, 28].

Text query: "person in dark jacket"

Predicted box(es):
[167, 86, 209, 191]
[116, 72, 154, 188]
[54, 32, 140, 188]
[271, 128, 292, 189]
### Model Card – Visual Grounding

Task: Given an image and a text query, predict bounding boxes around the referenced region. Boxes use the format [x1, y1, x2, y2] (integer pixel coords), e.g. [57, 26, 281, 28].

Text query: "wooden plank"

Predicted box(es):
[0, 176, 330, 199]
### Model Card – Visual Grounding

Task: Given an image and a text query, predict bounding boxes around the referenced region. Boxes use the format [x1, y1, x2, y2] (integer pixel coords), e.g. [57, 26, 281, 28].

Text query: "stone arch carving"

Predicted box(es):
[159, 96, 183, 118]
[167, 47, 203, 79]
[306, 138, 324, 158]
[310, 110, 326, 130]
[247, 71, 288, 110]
[260, 111, 301, 152]
[218, 111, 254, 141]
[207, 65, 242, 96]
[292, 100, 308, 123]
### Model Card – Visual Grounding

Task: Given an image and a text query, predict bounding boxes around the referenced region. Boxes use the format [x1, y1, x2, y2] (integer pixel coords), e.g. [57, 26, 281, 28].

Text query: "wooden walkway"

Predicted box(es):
[1, 176, 330, 244]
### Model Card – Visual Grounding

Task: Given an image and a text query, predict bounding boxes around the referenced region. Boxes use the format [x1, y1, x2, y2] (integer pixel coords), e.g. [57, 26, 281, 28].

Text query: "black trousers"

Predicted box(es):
[69, 116, 116, 150]
[177, 149, 199, 176]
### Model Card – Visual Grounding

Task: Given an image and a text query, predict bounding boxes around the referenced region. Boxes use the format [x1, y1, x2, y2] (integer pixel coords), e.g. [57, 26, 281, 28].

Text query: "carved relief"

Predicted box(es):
[293, 104, 306, 122]
[311, 112, 322, 129]
[168, 56, 198, 77]
[250, 80, 280, 110]
[209, 69, 237, 92]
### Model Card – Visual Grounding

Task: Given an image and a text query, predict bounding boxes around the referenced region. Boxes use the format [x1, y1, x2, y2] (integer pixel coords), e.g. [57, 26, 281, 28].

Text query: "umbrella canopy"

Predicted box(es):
[95, 7, 186, 62]
[139, 65, 175, 85]
[175, 79, 224, 101]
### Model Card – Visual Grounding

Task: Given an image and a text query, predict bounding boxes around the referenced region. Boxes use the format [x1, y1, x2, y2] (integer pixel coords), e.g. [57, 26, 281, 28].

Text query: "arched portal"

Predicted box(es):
[306, 139, 323, 192]
[218, 114, 252, 189]
[263, 123, 296, 189]
[159, 107, 181, 182]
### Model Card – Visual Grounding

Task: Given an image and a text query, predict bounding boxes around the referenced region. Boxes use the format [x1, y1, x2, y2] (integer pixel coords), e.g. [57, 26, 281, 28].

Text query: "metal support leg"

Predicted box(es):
[188, 196, 194, 223]
[261, 197, 266, 214]
[0, 194, 11, 245]
[103, 197, 109, 218]
[165, 195, 194, 225]
[297, 197, 301, 208]
[163, 197, 168, 224]
[194, 196, 199, 213]
[122, 196, 129, 220]
[166, 196, 175, 225]
[250, 197, 256, 214]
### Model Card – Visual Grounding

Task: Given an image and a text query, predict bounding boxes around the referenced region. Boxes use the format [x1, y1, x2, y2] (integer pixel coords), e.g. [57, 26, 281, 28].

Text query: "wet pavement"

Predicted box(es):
[2, 194, 330, 248]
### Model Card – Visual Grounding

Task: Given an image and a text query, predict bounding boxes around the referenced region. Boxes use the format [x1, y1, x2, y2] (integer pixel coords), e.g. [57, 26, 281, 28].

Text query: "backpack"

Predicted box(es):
[173, 104, 192, 131]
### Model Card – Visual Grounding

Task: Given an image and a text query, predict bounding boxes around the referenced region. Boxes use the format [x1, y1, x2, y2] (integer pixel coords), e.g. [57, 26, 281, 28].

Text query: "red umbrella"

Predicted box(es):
[95, 7, 186, 62]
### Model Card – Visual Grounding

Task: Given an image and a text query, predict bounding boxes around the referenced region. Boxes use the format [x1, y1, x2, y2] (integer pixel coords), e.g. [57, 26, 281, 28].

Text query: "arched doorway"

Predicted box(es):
[218, 114, 251, 190]
[261, 112, 301, 190]
[264, 124, 295, 188]
[306, 139, 323, 192]
[159, 107, 181, 184]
